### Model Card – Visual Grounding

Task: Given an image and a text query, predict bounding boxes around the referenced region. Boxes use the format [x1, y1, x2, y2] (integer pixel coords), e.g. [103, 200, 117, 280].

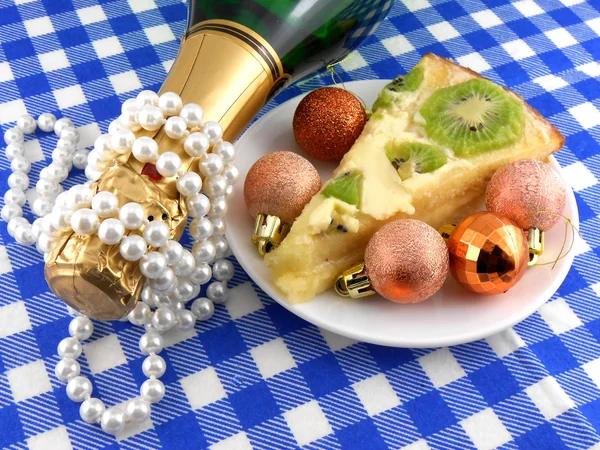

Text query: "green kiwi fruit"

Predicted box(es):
[420, 78, 524, 157]
[372, 67, 425, 111]
[322, 171, 362, 206]
[384, 142, 447, 180]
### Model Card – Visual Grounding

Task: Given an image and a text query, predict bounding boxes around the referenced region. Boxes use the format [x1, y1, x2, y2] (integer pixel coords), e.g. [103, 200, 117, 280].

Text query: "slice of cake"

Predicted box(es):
[265, 53, 564, 303]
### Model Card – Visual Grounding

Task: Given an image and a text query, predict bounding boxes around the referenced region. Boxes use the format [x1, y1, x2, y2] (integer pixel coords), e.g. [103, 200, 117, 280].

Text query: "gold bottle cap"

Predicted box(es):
[527, 227, 545, 266]
[252, 214, 290, 256]
[334, 262, 376, 298]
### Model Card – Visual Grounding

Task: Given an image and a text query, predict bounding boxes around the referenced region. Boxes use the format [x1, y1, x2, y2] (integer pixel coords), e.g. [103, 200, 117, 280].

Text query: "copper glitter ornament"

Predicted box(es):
[244, 151, 321, 255]
[336, 220, 449, 304]
[447, 212, 529, 295]
[486, 159, 566, 231]
[293, 87, 366, 162]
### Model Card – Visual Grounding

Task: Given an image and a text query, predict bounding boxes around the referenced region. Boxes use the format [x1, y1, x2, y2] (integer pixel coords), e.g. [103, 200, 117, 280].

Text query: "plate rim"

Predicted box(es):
[227, 79, 579, 348]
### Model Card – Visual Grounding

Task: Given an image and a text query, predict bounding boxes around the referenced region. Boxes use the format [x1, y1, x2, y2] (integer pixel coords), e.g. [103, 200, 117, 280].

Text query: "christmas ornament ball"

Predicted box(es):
[486, 159, 566, 231]
[293, 87, 366, 162]
[244, 151, 322, 224]
[364, 220, 449, 304]
[447, 212, 529, 295]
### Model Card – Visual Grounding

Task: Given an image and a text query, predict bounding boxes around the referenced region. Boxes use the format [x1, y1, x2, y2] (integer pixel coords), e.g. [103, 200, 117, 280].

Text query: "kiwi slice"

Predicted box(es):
[420, 78, 524, 157]
[322, 171, 362, 206]
[385, 142, 447, 180]
[373, 67, 425, 111]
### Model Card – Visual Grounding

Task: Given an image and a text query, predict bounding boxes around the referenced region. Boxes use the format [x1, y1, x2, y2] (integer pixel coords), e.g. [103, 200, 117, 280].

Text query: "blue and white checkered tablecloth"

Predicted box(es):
[0, 0, 600, 448]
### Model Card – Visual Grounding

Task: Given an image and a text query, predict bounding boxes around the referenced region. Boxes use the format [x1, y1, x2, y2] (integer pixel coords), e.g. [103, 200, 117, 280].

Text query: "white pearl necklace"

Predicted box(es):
[1, 90, 239, 434]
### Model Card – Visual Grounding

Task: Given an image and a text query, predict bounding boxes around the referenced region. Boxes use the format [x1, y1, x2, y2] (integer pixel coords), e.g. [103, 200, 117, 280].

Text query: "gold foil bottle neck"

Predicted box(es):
[45, 20, 287, 320]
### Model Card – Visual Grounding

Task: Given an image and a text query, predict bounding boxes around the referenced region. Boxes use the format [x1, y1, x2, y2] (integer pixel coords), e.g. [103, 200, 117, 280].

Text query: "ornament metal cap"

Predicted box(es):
[252, 214, 290, 256]
[527, 227, 545, 266]
[438, 223, 457, 242]
[334, 262, 376, 298]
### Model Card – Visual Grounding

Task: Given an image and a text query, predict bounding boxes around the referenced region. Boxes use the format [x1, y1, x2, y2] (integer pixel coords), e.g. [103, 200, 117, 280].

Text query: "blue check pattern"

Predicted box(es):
[1, 0, 600, 448]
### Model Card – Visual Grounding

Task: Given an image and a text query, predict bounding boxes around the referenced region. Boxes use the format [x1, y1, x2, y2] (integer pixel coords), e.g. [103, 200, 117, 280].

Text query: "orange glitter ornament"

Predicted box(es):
[293, 87, 366, 162]
[447, 212, 529, 295]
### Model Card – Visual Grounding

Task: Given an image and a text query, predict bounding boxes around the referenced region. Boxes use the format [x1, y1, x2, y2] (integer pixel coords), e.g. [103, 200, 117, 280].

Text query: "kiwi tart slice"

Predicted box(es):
[322, 171, 362, 206]
[385, 142, 447, 180]
[373, 67, 425, 111]
[420, 78, 524, 157]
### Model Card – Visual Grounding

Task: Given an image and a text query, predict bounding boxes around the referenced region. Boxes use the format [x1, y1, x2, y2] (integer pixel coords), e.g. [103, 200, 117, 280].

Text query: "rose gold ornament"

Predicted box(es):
[244, 151, 321, 255]
[293, 87, 366, 162]
[486, 159, 566, 231]
[447, 212, 529, 295]
[336, 220, 449, 304]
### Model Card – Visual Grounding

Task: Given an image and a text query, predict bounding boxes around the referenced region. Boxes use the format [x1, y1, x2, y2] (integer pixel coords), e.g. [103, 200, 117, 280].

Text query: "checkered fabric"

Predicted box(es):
[0, 0, 599, 448]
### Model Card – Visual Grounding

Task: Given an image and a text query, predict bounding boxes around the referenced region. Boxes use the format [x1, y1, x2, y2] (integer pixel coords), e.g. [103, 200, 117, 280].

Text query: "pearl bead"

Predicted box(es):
[173, 250, 195, 277]
[67, 376, 92, 402]
[69, 316, 94, 340]
[213, 141, 236, 163]
[37, 178, 60, 199]
[222, 164, 240, 185]
[1, 203, 23, 222]
[70, 208, 99, 235]
[132, 136, 159, 163]
[5, 142, 24, 161]
[179, 103, 203, 127]
[111, 129, 136, 154]
[185, 193, 210, 218]
[47, 163, 68, 182]
[208, 196, 228, 218]
[138, 105, 164, 131]
[191, 297, 214, 321]
[54, 118, 74, 136]
[87, 150, 107, 171]
[52, 147, 72, 166]
[143, 221, 170, 248]
[204, 175, 228, 198]
[49, 206, 71, 231]
[140, 252, 167, 279]
[41, 215, 59, 236]
[55, 357, 80, 382]
[38, 113, 57, 132]
[174, 279, 194, 301]
[141, 285, 157, 305]
[125, 398, 151, 424]
[212, 236, 229, 259]
[101, 408, 125, 434]
[158, 92, 183, 116]
[94, 134, 112, 155]
[191, 263, 213, 286]
[31, 218, 43, 239]
[149, 267, 177, 293]
[201, 121, 223, 144]
[160, 240, 183, 266]
[33, 199, 53, 219]
[139, 331, 164, 355]
[156, 152, 182, 177]
[37, 232, 56, 253]
[189, 217, 213, 241]
[98, 218, 125, 245]
[17, 114, 37, 134]
[198, 153, 224, 178]
[207, 281, 228, 304]
[8, 217, 28, 237]
[211, 218, 226, 237]
[213, 259, 235, 282]
[119, 202, 145, 229]
[119, 111, 142, 132]
[176, 172, 202, 197]
[141, 378, 165, 404]
[70, 185, 94, 207]
[85, 165, 103, 181]
[15, 225, 36, 246]
[178, 310, 196, 331]
[164, 116, 188, 140]
[154, 295, 173, 309]
[72, 150, 89, 170]
[60, 126, 80, 144]
[11, 155, 31, 174]
[58, 336, 83, 359]
[152, 306, 176, 331]
[192, 239, 216, 264]
[92, 191, 119, 218]
[4, 127, 23, 145]
[121, 98, 138, 114]
[8, 171, 29, 190]
[120, 235, 147, 261]
[183, 132, 210, 157]
[5, 188, 26, 206]
[137, 90, 159, 108]
[142, 354, 166, 378]
[128, 301, 151, 326]
[80, 398, 105, 424]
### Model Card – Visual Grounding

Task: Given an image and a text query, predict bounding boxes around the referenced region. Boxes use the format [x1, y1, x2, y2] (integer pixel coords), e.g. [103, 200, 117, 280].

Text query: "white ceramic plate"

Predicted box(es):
[226, 80, 579, 348]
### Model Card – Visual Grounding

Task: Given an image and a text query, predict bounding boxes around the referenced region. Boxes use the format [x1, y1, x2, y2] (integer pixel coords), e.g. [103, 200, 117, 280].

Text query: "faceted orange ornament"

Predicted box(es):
[447, 212, 529, 295]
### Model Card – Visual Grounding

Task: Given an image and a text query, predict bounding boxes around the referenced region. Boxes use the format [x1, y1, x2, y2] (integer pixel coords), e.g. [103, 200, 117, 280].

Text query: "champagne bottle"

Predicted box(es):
[45, 0, 392, 320]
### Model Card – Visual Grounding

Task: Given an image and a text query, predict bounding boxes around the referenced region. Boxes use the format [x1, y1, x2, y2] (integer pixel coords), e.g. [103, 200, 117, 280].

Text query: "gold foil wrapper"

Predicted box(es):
[44, 20, 284, 320]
